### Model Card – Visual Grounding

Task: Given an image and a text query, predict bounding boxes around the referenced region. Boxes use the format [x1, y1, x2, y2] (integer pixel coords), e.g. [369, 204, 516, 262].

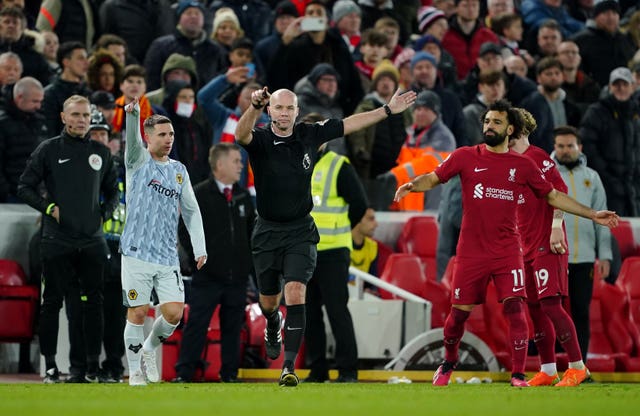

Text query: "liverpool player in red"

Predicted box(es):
[395, 100, 618, 387]
[510, 109, 588, 387]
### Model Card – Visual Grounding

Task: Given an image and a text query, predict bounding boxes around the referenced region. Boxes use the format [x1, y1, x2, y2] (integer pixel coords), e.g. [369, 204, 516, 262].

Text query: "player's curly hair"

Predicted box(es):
[514, 108, 537, 137]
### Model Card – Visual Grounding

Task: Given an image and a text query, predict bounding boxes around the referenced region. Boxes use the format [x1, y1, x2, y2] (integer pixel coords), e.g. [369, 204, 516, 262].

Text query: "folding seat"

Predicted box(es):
[396, 216, 439, 281]
[440, 255, 456, 292]
[374, 239, 394, 276]
[423, 279, 450, 328]
[616, 256, 640, 333]
[597, 279, 640, 371]
[0, 259, 39, 343]
[378, 253, 427, 300]
[583, 281, 618, 372]
[610, 220, 640, 260]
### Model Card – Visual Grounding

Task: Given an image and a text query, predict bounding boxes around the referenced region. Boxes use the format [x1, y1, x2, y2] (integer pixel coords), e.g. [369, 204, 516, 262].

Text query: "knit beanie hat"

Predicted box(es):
[332, 0, 361, 23]
[410, 51, 437, 70]
[593, 0, 620, 17]
[308, 63, 340, 84]
[417, 6, 446, 34]
[414, 90, 441, 114]
[372, 59, 400, 88]
[213, 7, 243, 36]
[176, 0, 205, 18]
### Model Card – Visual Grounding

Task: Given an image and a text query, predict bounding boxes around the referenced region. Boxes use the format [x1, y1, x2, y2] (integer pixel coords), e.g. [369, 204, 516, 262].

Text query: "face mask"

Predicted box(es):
[175, 101, 195, 118]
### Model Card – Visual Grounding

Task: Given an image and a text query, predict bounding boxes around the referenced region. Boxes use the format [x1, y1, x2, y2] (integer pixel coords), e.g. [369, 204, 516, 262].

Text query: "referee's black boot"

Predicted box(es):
[264, 310, 283, 360]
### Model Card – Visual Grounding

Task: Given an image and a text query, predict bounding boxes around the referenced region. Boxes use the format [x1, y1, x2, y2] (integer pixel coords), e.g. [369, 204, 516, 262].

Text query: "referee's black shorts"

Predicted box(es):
[251, 215, 319, 295]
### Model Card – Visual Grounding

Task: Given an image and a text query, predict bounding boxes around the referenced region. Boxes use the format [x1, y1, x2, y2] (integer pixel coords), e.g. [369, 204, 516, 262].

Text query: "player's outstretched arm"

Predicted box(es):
[236, 86, 270, 145]
[124, 96, 146, 169]
[546, 189, 619, 228]
[394, 172, 441, 202]
[343, 89, 417, 136]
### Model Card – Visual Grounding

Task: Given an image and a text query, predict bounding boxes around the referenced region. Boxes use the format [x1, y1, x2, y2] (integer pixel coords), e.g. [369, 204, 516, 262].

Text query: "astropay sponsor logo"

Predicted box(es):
[147, 179, 179, 199]
[473, 183, 514, 201]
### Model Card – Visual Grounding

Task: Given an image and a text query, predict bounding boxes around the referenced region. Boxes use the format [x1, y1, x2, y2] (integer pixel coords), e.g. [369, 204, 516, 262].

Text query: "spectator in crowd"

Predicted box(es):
[210, 7, 244, 61]
[0, 76, 47, 203]
[354, 29, 389, 93]
[350, 207, 380, 279]
[394, 47, 415, 91]
[463, 70, 507, 144]
[347, 60, 410, 202]
[505, 54, 528, 79]
[357, 0, 409, 46]
[254, 1, 298, 76]
[491, 13, 535, 69]
[268, 1, 364, 115]
[418, 6, 448, 40]
[174, 142, 255, 383]
[441, 0, 499, 80]
[209, 0, 272, 44]
[146, 53, 197, 108]
[160, 80, 211, 185]
[332, 0, 362, 54]
[93, 34, 129, 67]
[485, 0, 515, 28]
[36, 0, 98, 49]
[144, 0, 225, 91]
[0, 7, 50, 85]
[99, 0, 175, 65]
[373, 16, 403, 61]
[580, 66, 640, 216]
[521, 57, 581, 153]
[413, 34, 458, 90]
[41, 41, 91, 135]
[294, 64, 345, 155]
[111, 65, 152, 136]
[552, 125, 612, 363]
[217, 37, 258, 109]
[434, 0, 457, 18]
[87, 49, 123, 98]
[18, 94, 118, 384]
[0, 51, 21, 88]
[572, 0, 636, 87]
[305, 132, 368, 383]
[532, 19, 563, 66]
[41, 31, 60, 80]
[90, 90, 116, 131]
[556, 40, 600, 117]
[521, 0, 584, 41]
[568, 0, 595, 22]
[409, 51, 466, 145]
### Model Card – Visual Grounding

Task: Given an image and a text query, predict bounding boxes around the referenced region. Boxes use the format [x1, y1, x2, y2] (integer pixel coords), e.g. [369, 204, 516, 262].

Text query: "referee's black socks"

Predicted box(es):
[283, 304, 305, 366]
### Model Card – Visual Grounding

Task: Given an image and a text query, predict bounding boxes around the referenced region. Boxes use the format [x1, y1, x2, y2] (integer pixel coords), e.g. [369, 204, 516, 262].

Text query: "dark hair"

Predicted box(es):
[0, 6, 24, 21]
[306, 0, 326, 12]
[122, 64, 146, 80]
[553, 125, 581, 144]
[360, 28, 388, 47]
[241, 81, 263, 93]
[478, 70, 506, 86]
[94, 34, 127, 51]
[536, 56, 562, 75]
[539, 19, 562, 34]
[491, 13, 521, 37]
[230, 37, 254, 52]
[143, 114, 172, 136]
[481, 99, 521, 139]
[208, 142, 240, 171]
[57, 41, 86, 67]
[87, 49, 124, 92]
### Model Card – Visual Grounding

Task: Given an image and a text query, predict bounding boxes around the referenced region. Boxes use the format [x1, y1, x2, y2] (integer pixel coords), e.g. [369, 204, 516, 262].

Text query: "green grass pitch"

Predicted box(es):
[1, 383, 639, 416]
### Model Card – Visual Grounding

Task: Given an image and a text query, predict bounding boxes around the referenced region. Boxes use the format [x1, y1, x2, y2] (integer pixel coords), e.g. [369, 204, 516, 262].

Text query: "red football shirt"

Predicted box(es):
[517, 145, 568, 261]
[435, 145, 554, 259]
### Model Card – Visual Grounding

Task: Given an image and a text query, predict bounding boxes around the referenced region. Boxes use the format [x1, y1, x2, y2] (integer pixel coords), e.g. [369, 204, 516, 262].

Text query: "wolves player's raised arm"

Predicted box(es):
[124, 98, 147, 170]
[179, 173, 207, 262]
[545, 189, 619, 229]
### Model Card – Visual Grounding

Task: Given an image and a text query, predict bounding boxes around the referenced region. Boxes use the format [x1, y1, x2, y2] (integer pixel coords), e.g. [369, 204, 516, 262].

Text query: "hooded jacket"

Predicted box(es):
[147, 53, 198, 106]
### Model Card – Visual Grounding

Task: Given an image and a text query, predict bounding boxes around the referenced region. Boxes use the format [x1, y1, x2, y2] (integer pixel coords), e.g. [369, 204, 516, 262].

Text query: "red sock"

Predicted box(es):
[443, 307, 470, 363]
[540, 297, 583, 362]
[527, 301, 556, 365]
[503, 298, 529, 374]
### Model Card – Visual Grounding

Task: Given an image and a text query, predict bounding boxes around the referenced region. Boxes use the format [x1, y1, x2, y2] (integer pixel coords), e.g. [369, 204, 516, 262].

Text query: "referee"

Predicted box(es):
[235, 86, 416, 386]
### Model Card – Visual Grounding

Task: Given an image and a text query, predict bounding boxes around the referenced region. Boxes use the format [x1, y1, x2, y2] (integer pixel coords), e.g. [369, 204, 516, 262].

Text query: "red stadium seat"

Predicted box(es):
[423, 279, 450, 328]
[616, 256, 640, 334]
[440, 255, 456, 292]
[0, 260, 38, 343]
[374, 239, 394, 276]
[396, 216, 439, 280]
[586, 280, 622, 372]
[379, 253, 427, 300]
[611, 220, 640, 260]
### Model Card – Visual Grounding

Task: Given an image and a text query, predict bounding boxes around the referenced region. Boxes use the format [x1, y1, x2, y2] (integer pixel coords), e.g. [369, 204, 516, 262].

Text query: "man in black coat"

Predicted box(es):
[174, 142, 256, 382]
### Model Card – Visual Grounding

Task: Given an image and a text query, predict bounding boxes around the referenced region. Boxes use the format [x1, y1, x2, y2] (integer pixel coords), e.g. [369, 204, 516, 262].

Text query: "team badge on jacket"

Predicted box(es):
[176, 173, 183, 184]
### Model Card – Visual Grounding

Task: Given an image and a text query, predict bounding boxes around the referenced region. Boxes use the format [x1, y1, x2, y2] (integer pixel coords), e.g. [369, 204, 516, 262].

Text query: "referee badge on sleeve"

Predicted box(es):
[176, 173, 183, 184]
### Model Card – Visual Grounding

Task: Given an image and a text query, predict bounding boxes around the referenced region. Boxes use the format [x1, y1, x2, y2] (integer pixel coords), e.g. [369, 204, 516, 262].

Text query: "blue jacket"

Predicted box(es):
[521, 0, 584, 39]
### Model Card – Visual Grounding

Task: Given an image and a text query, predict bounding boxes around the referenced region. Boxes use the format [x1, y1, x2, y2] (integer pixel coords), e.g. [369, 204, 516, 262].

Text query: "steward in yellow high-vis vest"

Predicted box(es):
[311, 151, 353, 251]
[307, 147, 368, 382]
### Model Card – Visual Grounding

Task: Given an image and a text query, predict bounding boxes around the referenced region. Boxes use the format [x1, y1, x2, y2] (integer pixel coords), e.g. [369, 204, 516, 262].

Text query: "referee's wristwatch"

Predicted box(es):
[383, 104, 392, 117]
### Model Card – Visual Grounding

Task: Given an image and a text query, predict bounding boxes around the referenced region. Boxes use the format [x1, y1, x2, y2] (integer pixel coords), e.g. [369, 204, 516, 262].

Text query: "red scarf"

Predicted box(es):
[111, 95, 153, 134]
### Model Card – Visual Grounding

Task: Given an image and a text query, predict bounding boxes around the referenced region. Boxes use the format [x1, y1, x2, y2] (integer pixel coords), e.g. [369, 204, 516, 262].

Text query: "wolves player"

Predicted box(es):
[121, 97, 207, 386]
[395, 100, 618, 387]
[510, 109, 589, 386]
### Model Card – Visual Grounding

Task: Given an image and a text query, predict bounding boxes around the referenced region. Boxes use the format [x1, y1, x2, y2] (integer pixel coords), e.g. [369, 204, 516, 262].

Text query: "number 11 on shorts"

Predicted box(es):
[511, 269, 524, 287]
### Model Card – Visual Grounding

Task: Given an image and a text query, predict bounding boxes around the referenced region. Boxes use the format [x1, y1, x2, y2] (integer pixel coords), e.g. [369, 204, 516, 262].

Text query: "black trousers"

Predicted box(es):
[39, 241, 108, 369]
[175, 273, 246, 381]
[568, 262, 594, 362]
[305, 248, 358, 378]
